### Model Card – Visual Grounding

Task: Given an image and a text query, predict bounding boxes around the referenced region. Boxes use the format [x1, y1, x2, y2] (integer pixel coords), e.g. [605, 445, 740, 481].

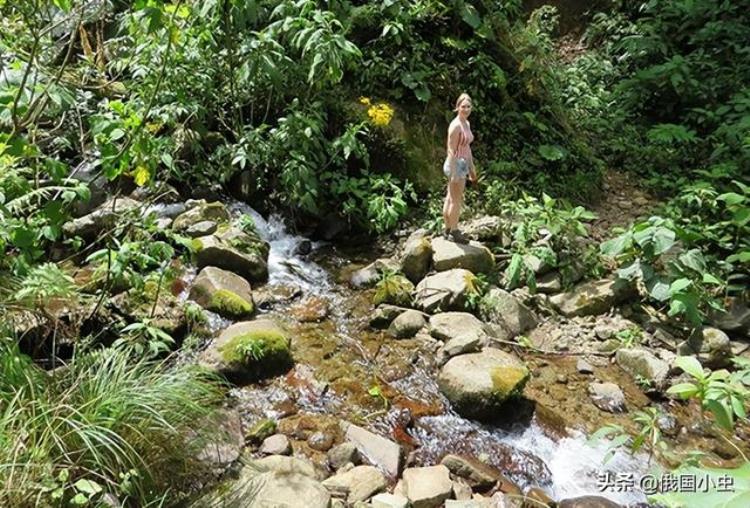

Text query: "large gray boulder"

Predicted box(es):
[370, 304, 413, 329]
[461, 215, 506, 242]
[431, 237, 495, 274]
[429, 312, 492, 358]
[440, 454, 502, 489]
[479, 287, 537, 337]
[193, 226, 270, 283]
[63, 196, 140, 241]
[172, 200, 229, 231]
[708, 297, 750, 338]
[199, 319, 292, 383]
[350, 257, 400, 288]
[189, 266, 254, 318]
[401, 230, 433, 283]
[549, 278, 636, 317]
[677, 326, 732, 368]
[402, 465, 453, 508]
[437, 348, 530, 420]
[615, 348, 669, 390]
[414, 269, 479, 313]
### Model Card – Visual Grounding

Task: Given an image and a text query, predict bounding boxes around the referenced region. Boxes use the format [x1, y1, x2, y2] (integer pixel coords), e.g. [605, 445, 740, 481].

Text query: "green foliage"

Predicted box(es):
[220, 330, 291, 370]
[114, 318, 176, 359]
[649, 462, 750, 508]
[614, 326, 644, 349]
[667, 356, 750, 431]
[589, 407, 667, 464]
[373, 270, 414, 307]
[0, 339, 223, 506]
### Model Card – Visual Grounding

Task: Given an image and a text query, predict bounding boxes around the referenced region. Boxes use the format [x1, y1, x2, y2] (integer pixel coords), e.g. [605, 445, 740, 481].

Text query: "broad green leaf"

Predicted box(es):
[460, 3, 481, 29]
[74, 478, 102, 495]
[702, 273, 723, 285]
[717, 192, 745, 206]
[652, 227, 676, 255]
[669, 278, 692, 294]
[679, 249, 706, 273]
[666, 382, 699, 398]
[646, 276, 671, 301]
[538, 144, 565, 161]
[674, 356, 704, 379]
[600, 232, 631, 257]
[704, 399, 733, 430]
[618, 260, 642, 281]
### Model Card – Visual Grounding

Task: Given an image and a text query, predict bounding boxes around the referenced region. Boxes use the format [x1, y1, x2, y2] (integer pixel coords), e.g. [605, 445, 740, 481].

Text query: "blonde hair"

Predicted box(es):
[454, 93, 472, 111]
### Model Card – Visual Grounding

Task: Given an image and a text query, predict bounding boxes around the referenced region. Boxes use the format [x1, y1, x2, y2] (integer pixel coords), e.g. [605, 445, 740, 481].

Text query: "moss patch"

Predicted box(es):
[219, 330, 292, 377]
[374, 274, 414, 306]
[208, 289, 254, 318]
[490, 365, 530, 400]
[190, 238, 204, 252]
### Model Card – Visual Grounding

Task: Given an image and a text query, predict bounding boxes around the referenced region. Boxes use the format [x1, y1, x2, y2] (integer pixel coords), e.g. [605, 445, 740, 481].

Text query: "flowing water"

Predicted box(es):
[204, 201, 653, 505]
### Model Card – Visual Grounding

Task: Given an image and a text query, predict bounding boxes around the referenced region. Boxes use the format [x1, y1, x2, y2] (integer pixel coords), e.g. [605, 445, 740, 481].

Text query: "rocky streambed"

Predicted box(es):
[61, 191, 750, 508]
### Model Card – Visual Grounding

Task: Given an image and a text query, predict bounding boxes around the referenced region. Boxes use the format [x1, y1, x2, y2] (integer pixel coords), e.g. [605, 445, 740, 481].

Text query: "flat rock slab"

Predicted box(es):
[550, 278, 635, 317]
[342, 422, 402, 478]
[588, 382, 626, 413]
[431, 237, 495, 274]
[402, 465, 453, 508]
[615, 348, 669, 389]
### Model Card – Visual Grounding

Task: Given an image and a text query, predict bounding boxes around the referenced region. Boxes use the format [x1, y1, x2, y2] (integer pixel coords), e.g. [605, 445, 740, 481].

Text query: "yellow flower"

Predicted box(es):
[359, 96, 371, 105]
[133, 165, 150, 187]
[367, 102, 394, 127]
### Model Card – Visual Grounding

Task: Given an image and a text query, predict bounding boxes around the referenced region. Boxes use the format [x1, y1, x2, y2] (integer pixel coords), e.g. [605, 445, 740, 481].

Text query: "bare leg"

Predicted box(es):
[442, 185, 451, 232]
[447, 177, 465, 230]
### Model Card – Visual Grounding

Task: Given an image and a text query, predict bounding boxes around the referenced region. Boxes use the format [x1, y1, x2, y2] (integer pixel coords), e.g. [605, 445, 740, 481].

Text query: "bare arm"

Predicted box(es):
[446, 123, 460, 170]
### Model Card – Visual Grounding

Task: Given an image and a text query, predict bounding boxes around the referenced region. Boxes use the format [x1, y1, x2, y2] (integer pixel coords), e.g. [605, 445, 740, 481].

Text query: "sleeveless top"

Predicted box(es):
[453, 119, 473, 159]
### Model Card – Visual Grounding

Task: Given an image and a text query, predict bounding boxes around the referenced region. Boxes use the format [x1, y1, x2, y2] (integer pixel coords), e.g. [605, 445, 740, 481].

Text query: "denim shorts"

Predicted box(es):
[443, 157, 469, 180]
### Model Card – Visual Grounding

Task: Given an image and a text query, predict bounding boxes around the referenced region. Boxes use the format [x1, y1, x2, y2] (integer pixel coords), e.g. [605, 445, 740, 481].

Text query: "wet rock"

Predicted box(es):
[445, 500, 488, 508]
[615, 348, 669, 390]
[260, 434, 291, 455]
[558, 495, 622, 508]
[351, 258, 400, 288]
[577, 358, 595, 374]
[677, 326, 732, 368]
[342, 422, 402, 477]
[523, 253, 553, 276]
[328, 443, 361, 470]
[525, 487, 554, 507]
[431, 237, 495, 274]
[402, 465, 453, 508]
[172, 200, 229, 231]
[253, 284, 303, 310]
[374, 274, 414, 307]
[440, 454, 501, 489]
[193, 227, 270, 283]
[401, 230, 433, 283]
[389, 310, 427, 339]
[437, 349, 530, 420]
[63, 196, 140, 241]
[291, 296, 330, 323]
[321, 465, 386, 503]
[370, 304, 413, 329]
[71, 161, 108, 217]
[199, 318, 292, 383]
[372, 493, 409, 508]
[479, 287, 537, 338]
[295, 239, 313, 256]
[308, 431, 335, 452]
[414, 269, 479, 313]
[549, 278, 636, 317]
[657, 413, 678, 437]
[537, 271, 562, 294]
[189, 266, 254, 318]
[461, 215, 506, 242]
[193, 408, 243, 476]
[184, 220, 217, 238]
[588, 382, 626, 413]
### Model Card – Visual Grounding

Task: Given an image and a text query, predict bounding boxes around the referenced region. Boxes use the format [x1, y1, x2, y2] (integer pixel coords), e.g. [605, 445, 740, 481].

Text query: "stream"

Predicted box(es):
[195, 200, 654, 505]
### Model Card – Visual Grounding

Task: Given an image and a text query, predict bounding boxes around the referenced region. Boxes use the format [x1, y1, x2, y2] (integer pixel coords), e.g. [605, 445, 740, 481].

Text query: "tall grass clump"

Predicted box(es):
[0, 339, 225, 507]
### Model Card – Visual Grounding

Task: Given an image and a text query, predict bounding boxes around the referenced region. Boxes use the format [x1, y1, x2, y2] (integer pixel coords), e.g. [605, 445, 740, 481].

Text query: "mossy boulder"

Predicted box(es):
[172, 200, 230, 232]
[478, 287, 537, 338]
[373, 274, 415, 306]
[437, 348, 530, 420]
[189, 266, 254, 318]
[400, 230, 433, 283]
[193, 227, 270, 283]
[199, 319, 292, 383]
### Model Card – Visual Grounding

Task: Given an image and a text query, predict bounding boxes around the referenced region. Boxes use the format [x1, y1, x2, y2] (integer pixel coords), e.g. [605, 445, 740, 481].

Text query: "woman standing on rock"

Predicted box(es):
[442, 93, 477, 243]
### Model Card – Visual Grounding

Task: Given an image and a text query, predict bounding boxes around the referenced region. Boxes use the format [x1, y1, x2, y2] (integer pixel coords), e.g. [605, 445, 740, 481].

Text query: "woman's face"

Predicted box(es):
[458, 99, 472, 118]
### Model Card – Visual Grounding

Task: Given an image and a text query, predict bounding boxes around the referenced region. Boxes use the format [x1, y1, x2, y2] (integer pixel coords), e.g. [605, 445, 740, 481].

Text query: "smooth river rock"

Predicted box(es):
[437, 348, 530, 420]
